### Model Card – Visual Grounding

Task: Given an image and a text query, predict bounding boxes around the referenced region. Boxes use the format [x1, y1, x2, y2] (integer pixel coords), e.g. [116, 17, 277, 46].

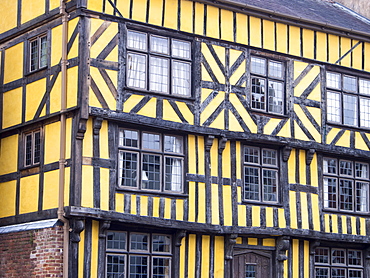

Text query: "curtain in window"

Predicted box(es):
[165, 136, 182, 192]
[127, 53, 146, 89]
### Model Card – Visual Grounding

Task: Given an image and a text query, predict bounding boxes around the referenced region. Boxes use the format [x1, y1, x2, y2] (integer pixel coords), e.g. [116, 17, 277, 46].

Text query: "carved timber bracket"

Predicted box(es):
[93, 117, 103, 135]
[225, 234, 238, 260]
[276, 236, 290, 261]
[306, 149, 315, 165]
[76, 119, 87, 140]
[175, 230, 186, 247]
[282, 146, 292, 162]
[99, 221, 111, 238]
[310, 240, 320, 255]
[205, 135, 215, 152]
[218, 137, 227, 154]
[70, 218, 85, 243]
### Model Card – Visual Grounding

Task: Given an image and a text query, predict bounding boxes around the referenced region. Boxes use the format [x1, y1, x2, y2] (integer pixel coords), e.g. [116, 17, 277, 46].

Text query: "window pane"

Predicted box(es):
[268, 81, 284, 114]
[30, 40, 39, 71]
[127, 31, 147, 51]
[120, 129, 138, 148]
[119, 152, 138, 187]
[172, 39, 191, 59]
[245, 264, 256, 278]
[150, 35, 169, 54]
[324, 177, 337, 209]
[359, 79, 370, 95]
[343, 75, 357, 92]
[262, 149, 277, 166]
[355, 162, 368, 179]
[327, 72, 341, 89]
[251, 57, 266, 75]
[315, 268, 329, 278]
[127, 53, 147, 89]
[251, 78, 266, 110]
[40, 36, 48, 68]
[348, 270, 363, 278]
[150, 57, 169, 93]
[142, 154, 161, 190]
[244, 147, 259, 164]
[152, 235, 171, 253]
[130, 234, 149, 251]
[107, 231, 127, 250]
[142, 133, 160, 150]
[332, 249, 346, 264]
[269, 61, 283, 79]
[172, 61, 191, 96]
[327, 91, 341, 123]
[339, 160, 353, 176]
[244, 167, 260, 201]
[153, 257, 170, 278]
[343, 94, 357, 126]
[107, 255, 125, 278]
[360, 97, 370, 128]
[262, 169, 277, 202]
[165, 157, 182, 192]
[25, 134, 33, 166]
[129, 255, 148, 278]
[164, 135, 182, 154]
[356, 182, 368, 212]
[323, 158, 337, 174]
[315, 248, 329, 264]
[348, 250, 362, 266]
[331, 268, 345, 278]
[339, 180, 353, 211]
[34, 131, 41, 164]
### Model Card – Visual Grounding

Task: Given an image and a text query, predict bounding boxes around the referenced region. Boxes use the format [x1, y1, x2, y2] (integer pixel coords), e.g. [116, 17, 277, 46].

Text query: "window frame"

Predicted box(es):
[28, 33, 48, 73]
[250, 55, 286, 116]
[242, 145, 280, 204]
[124, 27, 193, 98]
[326, 71, 370, 129]
[106, 230, 173, 278]
[23, 128, 42, 168]
[117, 128, 185, 194]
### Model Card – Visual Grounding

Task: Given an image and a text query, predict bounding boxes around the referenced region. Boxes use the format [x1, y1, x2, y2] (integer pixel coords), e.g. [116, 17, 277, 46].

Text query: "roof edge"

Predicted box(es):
[0, 219, 59, 234]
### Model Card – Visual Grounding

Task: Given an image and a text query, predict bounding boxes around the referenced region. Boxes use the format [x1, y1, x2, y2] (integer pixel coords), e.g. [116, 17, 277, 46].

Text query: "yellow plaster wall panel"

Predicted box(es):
[229, 112, 244, 132]
[263, 118, 280, 135]
[188, 135, 196, 174]
[289, 191, 298, 229]
[220, 9, 234, 42]
[21, 0, 45, 24]
[50, 74, 61, 114]
[294, 105, 321, 142]
[90, 67, 116, 110]
[20, 175, 39, 214]
[115, 193, 124, 212]
[235, 13, 248, 45]
[214, 236, 224, 277]
[326, 127, 340, 145]
[130, 195, 137, 214]
[200, 91, 224, 125]
[140, 196, 148, 216]
[123, 95, 145, 112]
[236, 142, 241, 179]
[100, 168, 110, 211]
[0, 135, 18, 175]
[100, 121, 110, 159]
[197, 136, 205, 175]
[210, 139, 218, 177]
[91, 22, 118, 60]
[360, 218, 366, 236]
[26, 78, 46, 121]
[328, 34, 340, 64]
[201, 88, 214, 103]
[304, 241, 309, 278]
[276, 119, 291, 138]
[202, 43, 225, 84]
[4, 43, 24, 84]
[294, 121, 310, 142]
[67, 67, 78, 108]
[289, 26, 301, 57]
[163, 100, 182, 123]
[339, 37, 352, 68]
[307, 83, 321, 102]
[365, 42, 370, 72]
[176, 199, 184, 220]
[83, 119, 93, 157]
[335, 130, 351, 148]
[198, 183, 206, 223]
[201, 235, 211, 278]
[276, 23, 288, 54]
[132, 0, 147, 22]
[164, 198, 171, 219]
[179, 237, 186, 278]
[105, 46, 118, 62]
[352, 40, 362, 70]
[164, 0, 178, 29]
[87, 0, 103, 12]
[2, 87, 22, 129]
[278, 208, 286, 228]
[300, 192, 309, 229]
[211, 183, 220, 225]
[176, 102, 194, 125]
[148, 0, 163, 26]
[209, 107, 225, 129]
[50, 0, 60, 10]
[238, 205, 246, 227]
[307, 107, 322, 130]
[78, 230, 85, 278]
[153, 197, 160, 217]
[206, 6, 220, 39]
[223, 185, 232, 226]
[65, 118, 72, 160]
[266, 207, 274, 227]
[310, 153, 318, 187]
[137, 98, 157, 118]
[293, 61, 308, 80]
[237, 186, 241, 203]
[311, 194, 320, 231]
[202, 63, 213, 82]
[229, 59, 245, 86]
[263, 238, 275, 247]
[104, 1, 115, 15]
[302, 29, 314, 59]
[81, 165, 94, 208]
[341, 215, 347, 234]
[316, 32, 327, 62]
[294, 65, 320, 97]
[351, 216, 357, 235]
[0, 180, 17, 218]
[251, 206, 260, 227]
[43, 170, 59, 210]
[263, 20, 275, 51]
[188, 182, 196, 222]
[0, 0, 17, 33]
[248, 238, 258, 245]
[331, 214, 338, 233]
[288, 148, 296, 184]
[194, 2, 205, 36]
[222, 142, 231, 178]
[355, 132, 369, 151]
[90, 221, 99, 278]
[180, 0, 193, 33]
[68, 18, 80, 59]
[64, 167, 70, 206]
[292, 240, 299, 278]
[249, 17, 262, 48]
[44, 121, 61, 164]
[116, 0, 131, 18]
[187, 234, 196, 278]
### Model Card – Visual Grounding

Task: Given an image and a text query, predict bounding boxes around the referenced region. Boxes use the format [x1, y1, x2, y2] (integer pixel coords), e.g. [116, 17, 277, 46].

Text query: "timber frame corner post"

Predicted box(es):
[225, 234, 238, 278]
[276, 236, 290, 278]
[309, 240, 320, 278]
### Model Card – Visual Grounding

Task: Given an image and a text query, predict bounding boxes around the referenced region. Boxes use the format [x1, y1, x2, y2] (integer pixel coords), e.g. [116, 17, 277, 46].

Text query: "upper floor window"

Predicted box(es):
[118, 129, 184, 193]
[315, 247, 363, 278]
[106, 231, 172, 278]
[24, 129, 41, 167]
[323, 157, 369, 212]
[29, 34, 48, 72]
[243, 146, 279, 203]
[250, 56, 285, 115]
[326, 72, 370, 128]
[126, 30, 192, 97]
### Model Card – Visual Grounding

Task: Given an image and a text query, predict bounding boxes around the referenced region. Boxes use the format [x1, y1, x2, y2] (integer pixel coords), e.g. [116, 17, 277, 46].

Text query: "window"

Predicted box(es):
[326, 72, 370, 128]
[250, 56, 285, 115]
[118, 129, 184, 192]
[315, 247, 363, 278]
[24, 129, 41, 167]
[243, 146, 279, 203]
[106, 231, 172, 278]
[29, 34, 48, 72]
[323, 157, 369, 212]
[126, 30, 192, 97]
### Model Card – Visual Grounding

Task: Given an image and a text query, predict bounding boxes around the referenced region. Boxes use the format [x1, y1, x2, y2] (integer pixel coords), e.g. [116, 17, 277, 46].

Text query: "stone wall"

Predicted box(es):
[334, 0, 370, 19]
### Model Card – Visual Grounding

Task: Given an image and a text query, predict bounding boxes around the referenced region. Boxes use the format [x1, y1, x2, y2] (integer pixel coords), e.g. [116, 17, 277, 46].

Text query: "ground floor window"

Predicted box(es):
[315, 247, 363, 278]
[233, 250, 272, 278]
[106, 231, 172, 278]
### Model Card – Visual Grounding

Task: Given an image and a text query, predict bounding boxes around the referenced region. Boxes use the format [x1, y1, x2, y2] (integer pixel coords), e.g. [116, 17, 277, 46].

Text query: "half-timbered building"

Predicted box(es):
[2, 0, 370, 277]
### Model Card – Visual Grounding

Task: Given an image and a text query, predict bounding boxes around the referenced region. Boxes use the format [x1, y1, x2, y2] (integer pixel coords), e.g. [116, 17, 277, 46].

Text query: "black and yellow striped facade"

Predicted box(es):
[1, 0, 370, 277]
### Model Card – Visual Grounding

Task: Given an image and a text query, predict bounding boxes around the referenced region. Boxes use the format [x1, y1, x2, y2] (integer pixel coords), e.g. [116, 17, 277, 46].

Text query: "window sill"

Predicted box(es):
[326, 121, 370, 132]
[116, 186, 188, 198]
[322, 208, 369, 216]
[124, 88, 196, 102]
[240, 200, 283, 207]
[24, 66, 48, 77]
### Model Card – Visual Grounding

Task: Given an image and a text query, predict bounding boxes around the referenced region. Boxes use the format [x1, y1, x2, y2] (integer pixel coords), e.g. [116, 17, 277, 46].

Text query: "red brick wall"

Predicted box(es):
[0, 226, 64, 277]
